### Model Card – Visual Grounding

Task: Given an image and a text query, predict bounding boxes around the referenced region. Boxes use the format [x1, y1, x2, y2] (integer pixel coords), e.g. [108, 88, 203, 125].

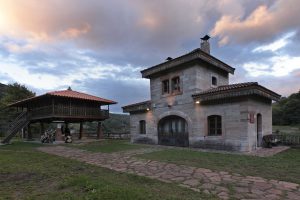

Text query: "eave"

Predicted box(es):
[141, 48, 235, 79]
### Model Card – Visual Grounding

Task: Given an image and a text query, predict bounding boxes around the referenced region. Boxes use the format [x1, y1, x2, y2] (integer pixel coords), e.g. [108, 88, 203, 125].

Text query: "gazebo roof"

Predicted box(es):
[9, 89, 117, 107]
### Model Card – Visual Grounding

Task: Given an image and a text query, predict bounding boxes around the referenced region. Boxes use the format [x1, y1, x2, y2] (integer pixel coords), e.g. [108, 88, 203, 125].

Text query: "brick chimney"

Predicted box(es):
[200, 35, 210, 54]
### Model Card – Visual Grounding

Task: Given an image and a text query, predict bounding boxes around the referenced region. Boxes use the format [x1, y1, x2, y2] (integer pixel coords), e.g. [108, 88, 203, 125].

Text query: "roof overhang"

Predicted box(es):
[8, 90, 117, 108]
[122, 101, 151, 113]
[141, 48, 235, 79]
[192, 82, 281, 102]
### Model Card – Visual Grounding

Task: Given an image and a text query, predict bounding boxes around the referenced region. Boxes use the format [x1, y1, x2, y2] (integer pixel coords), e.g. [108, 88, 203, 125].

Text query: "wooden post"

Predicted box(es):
[27, 123, 32, 140]
[40, 122, 45, 135]
[79, 122, 83, 139]
[97, 121, 103, 139]
[52, 98, 54, 115]
[55, 123, 64, 142]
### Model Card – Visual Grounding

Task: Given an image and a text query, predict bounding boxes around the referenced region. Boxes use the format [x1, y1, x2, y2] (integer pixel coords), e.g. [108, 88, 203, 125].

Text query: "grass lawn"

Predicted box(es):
[0, 142, 214, 200]
[71, 139, 146, 153]
[273, 125, 300, 135]
[137, 148, 300, 184]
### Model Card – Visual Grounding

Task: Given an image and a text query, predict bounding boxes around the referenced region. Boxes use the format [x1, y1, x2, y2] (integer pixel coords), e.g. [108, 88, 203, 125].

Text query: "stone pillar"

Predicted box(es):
[27, 123, 32, 140]
[55, 123, 64, 142]
[97, 121, 103, 139]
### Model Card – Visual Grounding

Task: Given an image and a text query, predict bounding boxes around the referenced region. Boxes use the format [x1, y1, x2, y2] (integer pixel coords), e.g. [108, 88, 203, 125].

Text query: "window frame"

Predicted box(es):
[139, 120, 146, 134]
[162, 79, 170, 94]
[171, 76, 181, 93]
[211, 76, 217, 86]
[207, 115, 222, 136]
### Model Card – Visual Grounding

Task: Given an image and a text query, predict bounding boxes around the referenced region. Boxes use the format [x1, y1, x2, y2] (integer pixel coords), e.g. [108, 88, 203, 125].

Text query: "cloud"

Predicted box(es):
[243, 55, 300, 77]
[0, 0, 300, 111]
[211, 0, 300, 45]
[60, 23, 91, 39]
[252, 31, 296, 53]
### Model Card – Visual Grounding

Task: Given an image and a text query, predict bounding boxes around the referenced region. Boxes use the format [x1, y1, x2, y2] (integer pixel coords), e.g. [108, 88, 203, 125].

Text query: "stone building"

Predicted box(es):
[123, 36, 280, 152]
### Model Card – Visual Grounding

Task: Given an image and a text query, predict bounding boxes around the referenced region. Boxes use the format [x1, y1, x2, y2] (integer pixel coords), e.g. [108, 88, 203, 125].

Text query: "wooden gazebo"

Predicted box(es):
[1, 87, 117, 143]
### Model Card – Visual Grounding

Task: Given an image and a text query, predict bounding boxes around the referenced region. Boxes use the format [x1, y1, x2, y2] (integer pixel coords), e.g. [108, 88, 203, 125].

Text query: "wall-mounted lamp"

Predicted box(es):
[146, 108, 150, 111]
[195, 100, 200, 104]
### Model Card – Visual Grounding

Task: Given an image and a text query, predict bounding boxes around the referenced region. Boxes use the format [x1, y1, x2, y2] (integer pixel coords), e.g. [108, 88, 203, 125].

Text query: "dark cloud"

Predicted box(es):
[0, 0, 300, 111]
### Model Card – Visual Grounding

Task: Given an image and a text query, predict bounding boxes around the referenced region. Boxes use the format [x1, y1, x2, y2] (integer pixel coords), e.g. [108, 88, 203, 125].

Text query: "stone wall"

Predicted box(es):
[246, 97, 272, 151]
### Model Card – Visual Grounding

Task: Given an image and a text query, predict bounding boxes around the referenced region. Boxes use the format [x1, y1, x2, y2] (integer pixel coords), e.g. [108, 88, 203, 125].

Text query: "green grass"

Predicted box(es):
[273, 125, 300, 135]
[0, 142, 215, 200]
[137, 148, 300, 184]
[71, 139, 146, 153]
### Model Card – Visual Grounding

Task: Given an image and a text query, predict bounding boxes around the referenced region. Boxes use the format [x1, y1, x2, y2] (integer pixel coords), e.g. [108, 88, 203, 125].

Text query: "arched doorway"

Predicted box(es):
[257, 114, 262, 147]
[158, 115, 189, 147]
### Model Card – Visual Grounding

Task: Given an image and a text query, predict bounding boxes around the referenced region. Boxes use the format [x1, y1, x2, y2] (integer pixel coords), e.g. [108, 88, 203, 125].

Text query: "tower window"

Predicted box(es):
[171, 77, 180, 93]
[162, 80, 170, 94]
[212, 76, 217, 86]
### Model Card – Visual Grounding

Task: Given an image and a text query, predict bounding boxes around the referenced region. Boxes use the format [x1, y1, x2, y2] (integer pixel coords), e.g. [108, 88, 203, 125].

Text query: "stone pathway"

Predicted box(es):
[37, 146, 300, 200]
[247, 146, 290, 157]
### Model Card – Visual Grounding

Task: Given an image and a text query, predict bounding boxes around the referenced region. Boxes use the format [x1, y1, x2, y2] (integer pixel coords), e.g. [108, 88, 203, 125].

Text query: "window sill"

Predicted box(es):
[161, 91, 183, 98]
[205, 135, 222, 137]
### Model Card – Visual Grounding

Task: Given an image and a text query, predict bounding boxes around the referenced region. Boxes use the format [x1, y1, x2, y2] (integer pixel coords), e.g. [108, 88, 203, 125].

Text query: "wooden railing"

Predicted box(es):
[30, 105, 109, 119]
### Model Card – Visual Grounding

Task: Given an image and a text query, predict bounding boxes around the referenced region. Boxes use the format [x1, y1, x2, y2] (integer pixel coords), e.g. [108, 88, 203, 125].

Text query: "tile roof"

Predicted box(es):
[192, 82, 281, 101]
[194, 82, 259, 95]
[122, 100, 151, 113]
[141, 48, 235, 78]
[47, 90, 117, 104]
[9, 89, 117, 107]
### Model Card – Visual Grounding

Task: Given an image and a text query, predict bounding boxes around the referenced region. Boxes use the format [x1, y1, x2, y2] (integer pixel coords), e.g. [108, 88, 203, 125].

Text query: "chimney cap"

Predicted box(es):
[201, 35, 210, 41]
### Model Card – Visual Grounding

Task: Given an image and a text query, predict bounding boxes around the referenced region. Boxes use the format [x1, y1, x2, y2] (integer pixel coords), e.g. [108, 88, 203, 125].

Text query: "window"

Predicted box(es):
[208, 115, 222, 136]
[139, 120, 146, 134]
[162, 80, 169, 94]
[171, 77, 180, 93]
[212, 76, 217, 86]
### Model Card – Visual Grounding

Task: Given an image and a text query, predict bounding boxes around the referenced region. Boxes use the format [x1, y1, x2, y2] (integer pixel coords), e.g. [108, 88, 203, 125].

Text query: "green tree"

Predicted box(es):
[0, 83, 35, 137]
[272, 90, 300, 125]
[0, 83, 35, 107]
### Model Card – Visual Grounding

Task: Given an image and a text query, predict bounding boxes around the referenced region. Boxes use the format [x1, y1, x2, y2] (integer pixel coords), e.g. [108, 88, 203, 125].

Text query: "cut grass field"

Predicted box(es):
[137, 148, 300, 184]
[273, 125, 300, 135]
[0, 142, 214, 200]
[71, 139, 145, 153]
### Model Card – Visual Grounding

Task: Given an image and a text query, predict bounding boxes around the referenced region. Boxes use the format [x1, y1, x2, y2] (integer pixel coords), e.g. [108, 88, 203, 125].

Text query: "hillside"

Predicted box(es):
[76, 113, 130, 134]
[102, 113, 130, 133]
[0, 83, 7, 99]
[273, 90, 300, 125]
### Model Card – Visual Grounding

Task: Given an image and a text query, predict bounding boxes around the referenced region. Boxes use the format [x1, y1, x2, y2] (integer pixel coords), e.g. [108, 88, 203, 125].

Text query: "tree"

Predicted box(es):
[0, 83, 35, 137]
[272, 90, 300, 125]
[0, 83, 35, 107]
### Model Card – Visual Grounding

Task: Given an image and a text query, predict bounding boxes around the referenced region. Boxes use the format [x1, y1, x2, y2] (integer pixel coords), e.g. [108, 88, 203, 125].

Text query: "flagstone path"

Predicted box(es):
[37, 146, 300, 200]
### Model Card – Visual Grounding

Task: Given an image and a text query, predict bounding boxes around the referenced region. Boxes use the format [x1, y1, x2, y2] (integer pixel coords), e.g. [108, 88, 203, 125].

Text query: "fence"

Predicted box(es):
[104, 132, 130, 139]
[75, 131, 130, 140]
[272, 132, 300, 146]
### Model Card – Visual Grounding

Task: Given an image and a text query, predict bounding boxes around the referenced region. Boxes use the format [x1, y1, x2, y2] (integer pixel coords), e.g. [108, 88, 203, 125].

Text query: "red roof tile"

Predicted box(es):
[192, 82, 281, 101]
[195, 82, 259, 95]
[47, 90, 116, 104]
[9, 89, 117, 107]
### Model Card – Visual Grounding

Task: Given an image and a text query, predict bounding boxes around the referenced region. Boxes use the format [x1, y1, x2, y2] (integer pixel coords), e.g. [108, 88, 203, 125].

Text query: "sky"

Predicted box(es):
[0, 0, 300, 113]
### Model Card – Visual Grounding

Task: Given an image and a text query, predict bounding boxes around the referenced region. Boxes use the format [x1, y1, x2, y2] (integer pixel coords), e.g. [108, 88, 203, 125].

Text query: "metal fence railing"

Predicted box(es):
[272, 132, 300, 146]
